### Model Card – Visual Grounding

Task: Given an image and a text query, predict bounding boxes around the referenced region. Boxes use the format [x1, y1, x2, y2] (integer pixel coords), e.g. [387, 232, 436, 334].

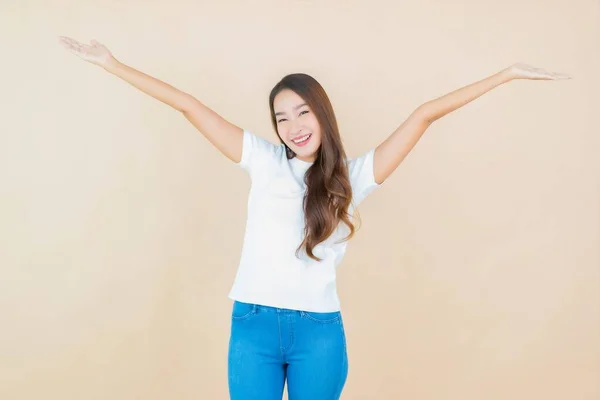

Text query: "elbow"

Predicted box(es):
[414, 104, 435, 125]
[179, 93, 198, 114]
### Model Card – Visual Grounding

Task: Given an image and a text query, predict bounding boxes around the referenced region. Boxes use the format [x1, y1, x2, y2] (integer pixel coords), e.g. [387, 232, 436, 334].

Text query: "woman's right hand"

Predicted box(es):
[58, 36, 117, 69]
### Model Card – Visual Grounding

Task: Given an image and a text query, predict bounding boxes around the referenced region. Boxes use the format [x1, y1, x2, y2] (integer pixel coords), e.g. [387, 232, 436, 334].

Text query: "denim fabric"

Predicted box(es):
[228, 301, 348, 399]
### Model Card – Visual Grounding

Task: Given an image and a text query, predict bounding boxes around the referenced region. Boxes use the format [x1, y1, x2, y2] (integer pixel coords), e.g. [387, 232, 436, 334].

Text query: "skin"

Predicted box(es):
[272, 89, 322, 163]
[58, 36, 572, 185]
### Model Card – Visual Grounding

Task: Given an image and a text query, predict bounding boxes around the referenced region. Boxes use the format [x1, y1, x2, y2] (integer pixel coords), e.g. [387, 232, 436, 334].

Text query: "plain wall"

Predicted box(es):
[1, 0, 598, 399]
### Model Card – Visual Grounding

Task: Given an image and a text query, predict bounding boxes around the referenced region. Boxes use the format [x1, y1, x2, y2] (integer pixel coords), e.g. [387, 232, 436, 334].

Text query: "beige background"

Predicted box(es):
[1, 0, 598, 399]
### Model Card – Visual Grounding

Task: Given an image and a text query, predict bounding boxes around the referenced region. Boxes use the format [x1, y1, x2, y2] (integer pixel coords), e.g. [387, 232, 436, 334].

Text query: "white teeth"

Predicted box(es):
[292, 134, 311, 144]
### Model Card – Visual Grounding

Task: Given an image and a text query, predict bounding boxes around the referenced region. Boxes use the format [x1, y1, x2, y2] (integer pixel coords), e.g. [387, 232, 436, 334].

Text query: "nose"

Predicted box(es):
[289, 118, 303, 136]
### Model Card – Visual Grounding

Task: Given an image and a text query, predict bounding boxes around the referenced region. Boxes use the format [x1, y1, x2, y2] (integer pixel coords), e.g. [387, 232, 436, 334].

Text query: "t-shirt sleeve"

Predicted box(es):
[236, 129, 283, 182]
[348, 148, 381, 206]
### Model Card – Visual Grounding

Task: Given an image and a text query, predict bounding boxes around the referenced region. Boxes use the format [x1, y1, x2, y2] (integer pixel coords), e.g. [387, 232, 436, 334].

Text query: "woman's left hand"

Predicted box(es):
[504, 63, 572, 80]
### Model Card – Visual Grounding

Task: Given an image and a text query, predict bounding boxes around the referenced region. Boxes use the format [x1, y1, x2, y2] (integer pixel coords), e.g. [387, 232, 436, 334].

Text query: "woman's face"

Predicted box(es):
[273, 89, 322, 163]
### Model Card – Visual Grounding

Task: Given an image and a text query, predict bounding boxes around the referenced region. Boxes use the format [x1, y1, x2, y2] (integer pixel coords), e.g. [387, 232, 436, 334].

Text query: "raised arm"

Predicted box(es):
[58, 37, 243, 163]
[372, 63, 571, 184]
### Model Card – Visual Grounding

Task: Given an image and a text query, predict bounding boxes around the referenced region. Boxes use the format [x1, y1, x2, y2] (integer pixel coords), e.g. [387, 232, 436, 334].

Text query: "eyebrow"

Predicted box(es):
[274, 103, 308, 117]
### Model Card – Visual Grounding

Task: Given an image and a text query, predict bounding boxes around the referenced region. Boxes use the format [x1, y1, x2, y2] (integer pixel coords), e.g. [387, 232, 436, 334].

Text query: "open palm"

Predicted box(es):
[508, 63, 571, 80]
[58, 36, 115, 68]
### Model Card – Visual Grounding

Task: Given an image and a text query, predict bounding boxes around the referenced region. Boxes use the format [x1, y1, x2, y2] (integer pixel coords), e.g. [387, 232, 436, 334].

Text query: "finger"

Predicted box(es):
[58, 36, 74, 47]
[66, 41, 82, 53]
[64, 47, 85, 58]
[62, 41, 90, 57]
[535, 67, 572, 80]
[537, 71, 555, 80]
[58, 38, 77, 51]
[539, 71, 570, 80]
[531, 69, 556, 80]
[60, 37, 83, 52]
[60, 36, 78, 46]
[75, 42, 90, 53]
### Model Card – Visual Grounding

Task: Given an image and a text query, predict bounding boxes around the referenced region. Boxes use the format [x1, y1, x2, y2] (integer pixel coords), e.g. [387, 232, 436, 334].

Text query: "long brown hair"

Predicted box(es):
[269, 73, 356, 261]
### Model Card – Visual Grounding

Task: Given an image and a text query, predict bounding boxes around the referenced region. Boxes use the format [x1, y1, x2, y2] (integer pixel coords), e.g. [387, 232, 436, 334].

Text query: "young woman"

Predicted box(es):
[58, 36, 570, 400]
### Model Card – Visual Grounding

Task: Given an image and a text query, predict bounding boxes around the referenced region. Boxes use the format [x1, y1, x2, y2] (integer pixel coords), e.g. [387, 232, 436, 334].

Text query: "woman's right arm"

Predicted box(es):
[59, 37, 243, 163]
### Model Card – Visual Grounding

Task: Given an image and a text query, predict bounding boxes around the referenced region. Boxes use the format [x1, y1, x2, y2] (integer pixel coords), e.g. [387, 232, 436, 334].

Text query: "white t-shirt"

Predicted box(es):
[228, 129, 380, 312]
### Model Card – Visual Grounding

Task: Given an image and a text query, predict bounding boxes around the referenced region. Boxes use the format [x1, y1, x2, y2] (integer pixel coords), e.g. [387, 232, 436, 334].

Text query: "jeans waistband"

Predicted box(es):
[235, 301, 339, 314]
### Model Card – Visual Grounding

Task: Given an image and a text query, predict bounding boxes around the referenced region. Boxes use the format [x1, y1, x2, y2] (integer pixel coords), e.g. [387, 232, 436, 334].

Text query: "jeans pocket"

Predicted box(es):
[301, 310, 342, 324]
[231, 301, 257, 321]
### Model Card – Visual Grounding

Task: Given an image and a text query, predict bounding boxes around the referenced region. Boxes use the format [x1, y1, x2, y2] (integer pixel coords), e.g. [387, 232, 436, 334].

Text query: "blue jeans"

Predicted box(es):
[228, 301, 349, 399]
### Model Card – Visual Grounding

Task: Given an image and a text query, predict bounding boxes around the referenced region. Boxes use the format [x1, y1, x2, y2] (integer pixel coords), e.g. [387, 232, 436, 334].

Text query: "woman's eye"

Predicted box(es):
[299, 110, 309, 116]
[277, 118, 287, 123]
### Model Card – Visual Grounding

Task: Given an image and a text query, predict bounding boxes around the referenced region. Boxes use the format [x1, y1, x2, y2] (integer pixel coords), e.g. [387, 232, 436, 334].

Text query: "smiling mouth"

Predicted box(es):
[292, 133, 312, 146]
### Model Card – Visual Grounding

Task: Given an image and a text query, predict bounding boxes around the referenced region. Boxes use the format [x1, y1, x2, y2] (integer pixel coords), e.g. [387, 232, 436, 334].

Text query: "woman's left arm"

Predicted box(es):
[372, 63, 571, 184]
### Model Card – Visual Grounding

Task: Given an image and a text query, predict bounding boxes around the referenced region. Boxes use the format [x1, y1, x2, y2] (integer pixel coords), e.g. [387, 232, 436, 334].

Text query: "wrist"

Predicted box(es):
[499, 66, 517, 82]
[103, 57, 121, 73]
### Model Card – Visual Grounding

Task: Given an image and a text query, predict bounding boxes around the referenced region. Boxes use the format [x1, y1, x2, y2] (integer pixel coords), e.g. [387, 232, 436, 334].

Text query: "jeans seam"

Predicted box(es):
[231, 303, 257, 321]
[300, 311, 341, 324]
[277, 313, 286, 361]
[334, 321, 348, 399]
